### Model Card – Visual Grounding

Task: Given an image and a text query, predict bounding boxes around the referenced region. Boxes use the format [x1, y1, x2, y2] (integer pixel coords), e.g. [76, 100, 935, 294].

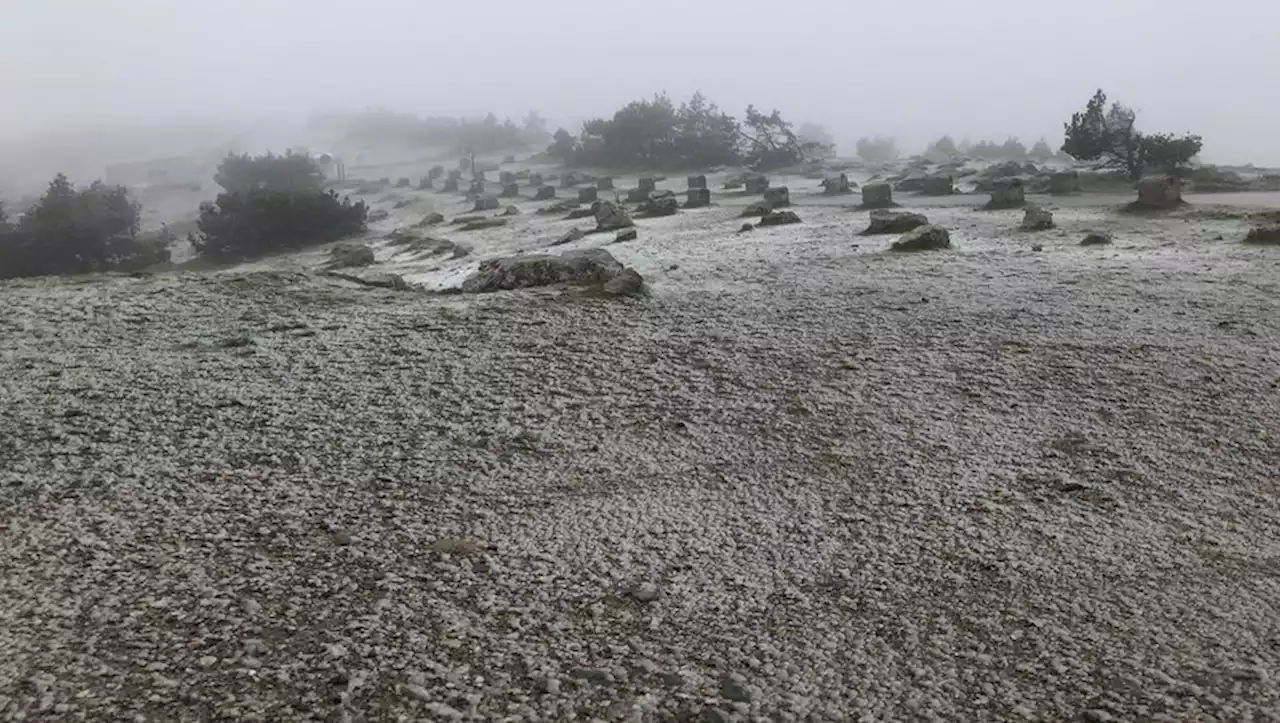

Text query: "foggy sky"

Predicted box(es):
[3, 0, 1279, 165]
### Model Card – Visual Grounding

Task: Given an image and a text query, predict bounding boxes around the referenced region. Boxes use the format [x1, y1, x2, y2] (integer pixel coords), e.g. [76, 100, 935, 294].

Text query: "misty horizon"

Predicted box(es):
[3, 0, 1279, 179]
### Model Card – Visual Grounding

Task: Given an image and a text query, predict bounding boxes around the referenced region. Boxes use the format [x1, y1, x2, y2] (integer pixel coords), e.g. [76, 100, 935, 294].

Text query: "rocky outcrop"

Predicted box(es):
[745, 176, 770, 194]
[472, 197, 500, 212]
[415, 212, 445, 227]
[1243, 225, 1280, 245]
[596, 177, 614, 190]
[638, 177, 657, 194]
[741, 202, 772, 217]
[1080, 232, 1113, 246]
[326, 243, 375, 269]
[534, 185, 555, 201]
[639, 195, 679, 217]
[821, 174, 852, 194]
[614, 228, 638, 242]
[984, 178, 1026, 209]
[684, 188, 711, 208]
[764, 187, 791, 208]
[1021, 204, 1054, 230]
[460, 248, 642, 296]
[1133, 176, 1184, 209]
[551, 227, 585, 246]
[862, 210, 928, 235]
[918, 175, 954, 196]
[687, 175, 707, 190]
[578, 187, 599, 203]
[594, 201, 634, 231]
[860, 182, 896, 209]
[890, 224, 951, 252]
[757, 210, 802, 226]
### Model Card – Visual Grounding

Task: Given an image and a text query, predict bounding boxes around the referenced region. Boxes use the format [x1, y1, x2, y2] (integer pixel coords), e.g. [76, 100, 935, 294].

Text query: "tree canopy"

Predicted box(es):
[1062, 90, 1202, 179]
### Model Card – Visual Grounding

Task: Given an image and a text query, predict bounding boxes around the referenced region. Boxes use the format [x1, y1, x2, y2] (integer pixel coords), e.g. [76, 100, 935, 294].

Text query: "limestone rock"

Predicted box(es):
[1080, 231, 1113, 246]
[534, 185, 555, 201]
[860, 182, 896, 209]
[687, 175, 707, 190]
[862, 210, 928, 235]
[985, 178, 1026, 209]
[472, 197, 500, 212]
[757, 210, 802, 226]
[1134, 175, 1183, 209]
[1021, 204, 1054, 231]
[460, 248, 630, 293]
[764, 186, 791, 208]
[326, 243, 375, 269]
[890, 224, 951, 252]
[578, 187, 599, 203]
[594, 201, 634, 231]
[684, 188, 711, 208]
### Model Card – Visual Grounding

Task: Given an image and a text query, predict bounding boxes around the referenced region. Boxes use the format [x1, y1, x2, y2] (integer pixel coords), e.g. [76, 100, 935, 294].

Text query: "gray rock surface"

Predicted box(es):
[890, 224, 951, 251]
[1022, 204, 1055, 231]
[460, 248, 626, 292]
[862, 210, 928, 235]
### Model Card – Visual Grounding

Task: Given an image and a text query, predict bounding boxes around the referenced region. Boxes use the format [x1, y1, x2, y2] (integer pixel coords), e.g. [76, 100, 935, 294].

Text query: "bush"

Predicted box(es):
[0, 174, 152, 280]
[855, 136, 898, 163]
[1062, 89, 1201, 180]
[214, 151, 326, 194]
[190, 189, 367, 261]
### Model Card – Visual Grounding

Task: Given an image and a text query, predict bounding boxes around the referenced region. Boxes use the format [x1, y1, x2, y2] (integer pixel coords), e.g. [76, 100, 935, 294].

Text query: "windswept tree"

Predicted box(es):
[1028, 137, 1055, 161]
[797, 122, 837, 158]
[923, 135, 959, 161]
[214, 151, 326, 194]
[547, 128, 578, 158]
[737, 105, 821, 170]
[855, 136, 898, 163]
[1062, 89, 1202, 180]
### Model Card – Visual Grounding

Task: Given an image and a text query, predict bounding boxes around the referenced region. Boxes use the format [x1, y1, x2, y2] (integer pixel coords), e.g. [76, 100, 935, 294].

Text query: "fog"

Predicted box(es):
[3, 0, 1279, 188]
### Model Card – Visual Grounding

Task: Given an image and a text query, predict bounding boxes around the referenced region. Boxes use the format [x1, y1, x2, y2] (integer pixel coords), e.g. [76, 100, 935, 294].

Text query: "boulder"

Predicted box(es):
[1134, 175, 1183, 209]
[638, 177, 657, 194]
[860, 182, 896, 209]
[723, 179, 745, 190]
[741, 202, 772, 217]
[893, 171, 929, 192]
[1021, 204, 1054, 231]
[601, 267, 646, 297]
[460, 248, 632, 293]
[918, 175, 954, 196]
[597, 177, 614, 190]
[625, 188, 651, 203]
[862, 210, 928, 235]
[738, 223, 755, 233]
[1080, 232, 1113, 246]
[640, 195, 679, 217]
[566, 208, 597, 220]
[442, 178, 460, 192]
[578, 187, 599, 203]
[984, 178, 1026, 209]
[472, 196, 500, 212]
[501, 183, 520, 198]
[534, 185, 555, 200]
[538, 198, 580, 215]
[1243, 225, 1280, 245]
[615, 228, 638, 242]
[327, 243, 375, 269]
[458, 217, 508, 232]
[687, 175, 707, 190]
[1048, 171, 1082, 195]
[502, 205, 521, 216]
[328, 271, 412, 291]
[415, 212, 445, 227]
[745, 176, 771, 194]
[561, 171, 586, 188]
[552, 227, 585, 246]
[757, 210, 802, 226]
[890, 224, 951, 252]
[821, 173, 852, 194]
[529, 173, 544, 187]
[684, 188, 711, 208]
[594, 201, 634, 231]
[764, 186, 791, 208]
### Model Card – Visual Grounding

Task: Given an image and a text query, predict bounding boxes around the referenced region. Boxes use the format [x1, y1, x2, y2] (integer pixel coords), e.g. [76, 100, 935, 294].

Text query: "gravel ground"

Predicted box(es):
[2, 174, 1280, 722]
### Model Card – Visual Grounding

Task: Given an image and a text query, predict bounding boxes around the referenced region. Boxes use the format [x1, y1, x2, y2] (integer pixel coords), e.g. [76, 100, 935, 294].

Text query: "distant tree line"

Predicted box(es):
[545, 92, 833, 171]
[311, 109, 551, 154]
[1061, 89, 1201, 180]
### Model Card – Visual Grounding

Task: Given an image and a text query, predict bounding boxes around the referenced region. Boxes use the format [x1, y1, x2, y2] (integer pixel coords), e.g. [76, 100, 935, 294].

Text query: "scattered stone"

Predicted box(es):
[1243, 225, 1280, 245]
[626, 187, 651, 203]
[427, 537, 483, 555]
[1080, 231, 1113, 246]
[578, 187, 598, 203]
[821, 173, 852, 194]
[538, 199, 580, 216]
[687, 174, 707, 189]
[327, 271, 413, 291]
[763, 186, 791, 208]
[719, 673, 754, 703]
[416, 212, 445, 227]
[745, 176, 770, 194]
[1049, 170, 1082, 195]
[560, 171, 587, 188]
[638, 177, 657, 194]
[571, 668, 615, 685]
[395, 177, 410, 188]
[534, 185, 555, 201]
[594, 201, 634, 231]
[458, 217, 508, 232]
[918, 175, 955, 196]
[640, 195, 679, 217]
[402, 683, 432, 702]
[460, 249, 625, 292]
[615, 228, 638, 243]
[601, 268, 646, 297]
[757, 210, 802, 226]
[565, 207, 597, 220]
[1133, 175, 1184, 209]
[738, 223, 754, 233]
[502, 205, 521, 216]
[1021, 204, 1054, 230]
[596, 177, 614, 190]
[472, 197, 500, 212]
[367, 209, 390, 223]
[499, 171, 516, 185]
[1031, 244, 1044, 252]
[890, 224, 951, 252]
[859, 182, 896, 209]
[552, 227, 585, 246]
[630, 581, 660, 602]
[984, 178, 1026, 209]
[862, 210, 928, 235]
[500, 183, 519, 198]
[723, 179, 744, 190]
[684, 188, 712, 208]
[740, 202, 771, 217]
[326, 243, 375, 269]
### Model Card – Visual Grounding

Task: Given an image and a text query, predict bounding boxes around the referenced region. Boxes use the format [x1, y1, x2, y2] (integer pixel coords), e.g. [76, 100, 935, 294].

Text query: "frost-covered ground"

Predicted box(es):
[2, 167, 1280, 722]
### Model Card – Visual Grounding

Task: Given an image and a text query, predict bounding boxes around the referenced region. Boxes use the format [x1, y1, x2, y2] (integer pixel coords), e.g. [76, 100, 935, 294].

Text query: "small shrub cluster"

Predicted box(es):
[190, 189, 367, 261]
[0, 174, 148, 279]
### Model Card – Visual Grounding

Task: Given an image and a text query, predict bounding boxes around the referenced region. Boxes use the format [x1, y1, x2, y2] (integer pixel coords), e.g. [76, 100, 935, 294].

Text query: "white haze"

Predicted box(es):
[2, 0, 1279, 189]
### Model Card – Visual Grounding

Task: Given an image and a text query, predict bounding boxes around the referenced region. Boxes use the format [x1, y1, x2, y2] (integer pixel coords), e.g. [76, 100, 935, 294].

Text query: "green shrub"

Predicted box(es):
[0, 174, 152, 279]
[214, 151, 325, 194]
[190, 189, 367, 261]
